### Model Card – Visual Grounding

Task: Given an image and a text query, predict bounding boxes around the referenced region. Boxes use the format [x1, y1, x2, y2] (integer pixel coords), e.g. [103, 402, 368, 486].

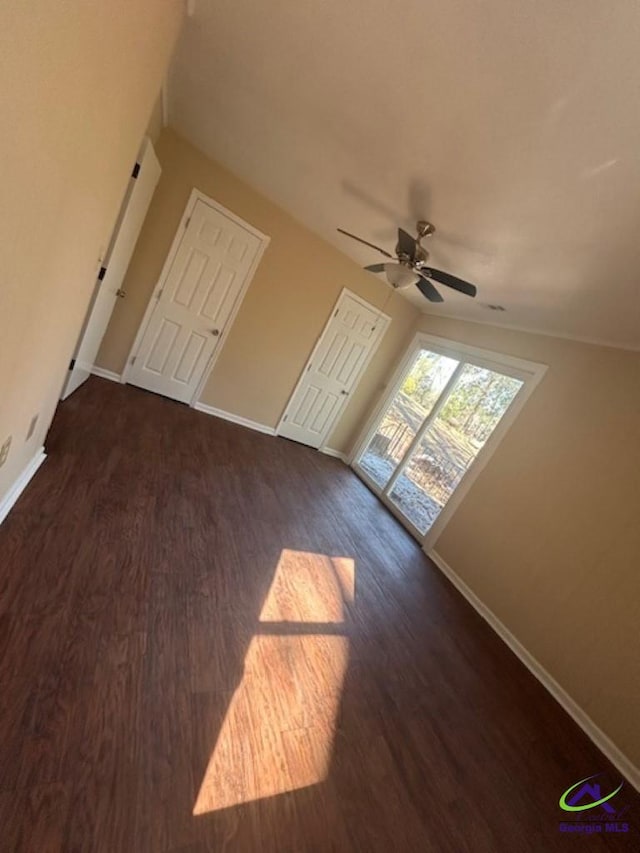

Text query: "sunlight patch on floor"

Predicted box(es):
[259, 549, 355, 623]
[193, 549, 354, 814]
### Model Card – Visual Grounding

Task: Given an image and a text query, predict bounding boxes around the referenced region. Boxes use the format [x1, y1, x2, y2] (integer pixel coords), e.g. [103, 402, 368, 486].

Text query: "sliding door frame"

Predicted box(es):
[350, 331, 547, 549]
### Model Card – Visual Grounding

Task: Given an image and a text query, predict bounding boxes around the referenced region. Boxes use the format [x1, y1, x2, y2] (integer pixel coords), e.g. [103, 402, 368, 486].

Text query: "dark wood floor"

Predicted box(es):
[0, 377, 637, 852]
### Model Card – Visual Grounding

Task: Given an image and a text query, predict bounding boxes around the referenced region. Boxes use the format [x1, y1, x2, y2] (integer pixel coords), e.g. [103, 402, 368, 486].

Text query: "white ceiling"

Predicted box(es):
[169, 0, 640, 349]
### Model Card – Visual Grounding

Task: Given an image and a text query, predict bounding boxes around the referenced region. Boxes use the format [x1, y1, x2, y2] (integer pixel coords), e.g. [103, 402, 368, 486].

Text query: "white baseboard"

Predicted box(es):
[427, 548, 640, 792]
[91, 366, 122, 383]
[319, 446, 347, 463]
[0, 447, 47, 526]
[194, 402, 276, 436]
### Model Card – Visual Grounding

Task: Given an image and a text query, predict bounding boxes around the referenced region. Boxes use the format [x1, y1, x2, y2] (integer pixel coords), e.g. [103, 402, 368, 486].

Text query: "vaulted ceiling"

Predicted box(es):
[168, 1, 640, 349]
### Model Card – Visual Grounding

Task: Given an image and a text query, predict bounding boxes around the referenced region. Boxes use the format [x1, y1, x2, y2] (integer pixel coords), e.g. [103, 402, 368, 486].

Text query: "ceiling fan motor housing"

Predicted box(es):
[396, 243, 429, 267]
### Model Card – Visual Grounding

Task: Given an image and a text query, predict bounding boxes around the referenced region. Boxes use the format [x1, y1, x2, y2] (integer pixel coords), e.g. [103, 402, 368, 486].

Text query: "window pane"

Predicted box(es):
[388, 365, 523, 533]
[357, 349, 459, 489]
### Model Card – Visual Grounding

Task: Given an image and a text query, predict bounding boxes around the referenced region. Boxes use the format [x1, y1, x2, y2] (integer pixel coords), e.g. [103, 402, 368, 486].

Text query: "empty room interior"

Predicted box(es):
[2, 2, 640, 850]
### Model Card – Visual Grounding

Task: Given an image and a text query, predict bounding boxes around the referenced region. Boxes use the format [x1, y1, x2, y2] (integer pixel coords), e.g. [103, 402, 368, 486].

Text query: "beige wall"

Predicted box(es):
[97, 129, 418, 452]
[145, 94, 165, 146]
[0, 1, 182, 505]
[415, 315, 640, 769]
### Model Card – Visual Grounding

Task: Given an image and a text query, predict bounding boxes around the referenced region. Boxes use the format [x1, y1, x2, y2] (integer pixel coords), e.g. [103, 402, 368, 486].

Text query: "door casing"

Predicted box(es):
[122, 188, 270, 405]
[276, 288, 390, 450]
[61, 136, 161, 400]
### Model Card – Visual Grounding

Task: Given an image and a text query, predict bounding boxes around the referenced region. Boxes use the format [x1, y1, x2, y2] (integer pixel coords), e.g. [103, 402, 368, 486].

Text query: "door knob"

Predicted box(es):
[210, 328, 220, 336]
[116, 288, 126, 298]
[340, 389, 349, 396]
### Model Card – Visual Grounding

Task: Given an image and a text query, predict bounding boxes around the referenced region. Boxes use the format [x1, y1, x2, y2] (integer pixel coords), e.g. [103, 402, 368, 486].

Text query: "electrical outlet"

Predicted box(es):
[26, 414, 39, 441]
[0, 435, 11, 467]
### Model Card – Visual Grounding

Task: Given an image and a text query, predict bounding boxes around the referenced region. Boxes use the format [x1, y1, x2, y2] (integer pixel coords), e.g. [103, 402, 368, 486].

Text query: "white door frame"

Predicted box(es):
[350, 331, 547, 550]
[62, 136, 161, 400]
[275, 287, 390, 449]
[121, 188, 270, 405]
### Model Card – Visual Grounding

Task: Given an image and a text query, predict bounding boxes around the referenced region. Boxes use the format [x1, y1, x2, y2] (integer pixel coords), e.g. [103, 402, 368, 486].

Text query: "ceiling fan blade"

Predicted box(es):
[397, 228, 418, 260]
[423, 267, 477, 297]
[337, 228, 394, 258]
[364, 263, 386, 273]
[415, 276, 444, 303]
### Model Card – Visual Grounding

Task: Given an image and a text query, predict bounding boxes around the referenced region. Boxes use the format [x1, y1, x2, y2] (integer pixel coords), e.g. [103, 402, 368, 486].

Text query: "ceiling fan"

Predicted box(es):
[337, 220, 477, 303]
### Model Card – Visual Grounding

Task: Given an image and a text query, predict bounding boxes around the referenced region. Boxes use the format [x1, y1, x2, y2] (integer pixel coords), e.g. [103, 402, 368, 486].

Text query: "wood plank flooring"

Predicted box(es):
[0, 376, 637, 851]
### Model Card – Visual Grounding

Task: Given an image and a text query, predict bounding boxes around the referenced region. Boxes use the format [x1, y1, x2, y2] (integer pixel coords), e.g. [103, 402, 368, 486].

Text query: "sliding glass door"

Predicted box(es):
[353, 337, 532, 541]
[356, 348, 460, 490]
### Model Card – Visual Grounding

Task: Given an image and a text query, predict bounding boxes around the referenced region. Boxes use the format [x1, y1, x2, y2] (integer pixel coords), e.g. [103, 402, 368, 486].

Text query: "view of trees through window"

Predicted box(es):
[357, 347, 523, 535]
[439, 365, 523, 444]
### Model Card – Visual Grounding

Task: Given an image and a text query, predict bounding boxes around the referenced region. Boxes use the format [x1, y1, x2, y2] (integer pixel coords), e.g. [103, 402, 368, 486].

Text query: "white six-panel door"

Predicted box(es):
[126, 196, 266, 403]
[278, 291, 389, 448]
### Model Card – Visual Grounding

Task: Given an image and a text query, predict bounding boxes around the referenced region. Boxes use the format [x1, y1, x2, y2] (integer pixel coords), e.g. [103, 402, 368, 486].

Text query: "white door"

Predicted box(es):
[61, 137, 161, 399]
[126, 197, 265, 403]
[278, 291, 389, 448]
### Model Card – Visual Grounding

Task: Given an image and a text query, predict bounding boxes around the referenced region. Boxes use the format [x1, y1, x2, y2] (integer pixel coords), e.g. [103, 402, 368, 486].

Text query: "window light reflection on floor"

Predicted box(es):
[192, 549, 355, 815]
